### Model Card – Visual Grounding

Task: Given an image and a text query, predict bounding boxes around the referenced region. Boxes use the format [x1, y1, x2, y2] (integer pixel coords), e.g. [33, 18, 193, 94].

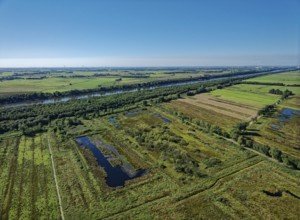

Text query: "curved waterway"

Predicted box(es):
[1, 70, 286, 108]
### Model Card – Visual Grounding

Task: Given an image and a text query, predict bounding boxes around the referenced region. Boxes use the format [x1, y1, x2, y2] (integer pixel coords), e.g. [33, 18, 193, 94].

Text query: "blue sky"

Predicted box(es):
[0, 0, 299, 67]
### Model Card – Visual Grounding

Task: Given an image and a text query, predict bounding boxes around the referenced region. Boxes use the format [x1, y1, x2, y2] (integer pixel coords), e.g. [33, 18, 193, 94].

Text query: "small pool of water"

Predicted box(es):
[108, 117, 117, 123]
[76, 136, 145, 187]
[270, 123, 282, 129]
[153, 113, 172, 124]
[278, 108, 300, 121]
[125, 110, 143, 116]
[108, 116, 121, 128]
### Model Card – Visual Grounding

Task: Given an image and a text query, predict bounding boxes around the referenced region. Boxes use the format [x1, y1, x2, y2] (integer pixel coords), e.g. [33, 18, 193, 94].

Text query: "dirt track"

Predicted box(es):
[47, 135, 65, 220]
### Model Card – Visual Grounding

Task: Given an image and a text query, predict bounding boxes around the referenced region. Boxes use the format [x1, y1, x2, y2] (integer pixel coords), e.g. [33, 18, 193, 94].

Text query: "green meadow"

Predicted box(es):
[244, 70, 300, 85]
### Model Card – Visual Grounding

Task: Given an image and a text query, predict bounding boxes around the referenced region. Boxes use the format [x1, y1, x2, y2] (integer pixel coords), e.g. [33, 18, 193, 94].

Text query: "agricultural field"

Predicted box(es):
[0, 69, 210, 97]
[0, 77, 119, 96]
[244, 70, 300, 85]
[0, 70, 300, 219]
[165, 95, 251, 131]
[230, 83, 300, 96]
[0, 67, 272, 97]
[210, 86, 279, 109]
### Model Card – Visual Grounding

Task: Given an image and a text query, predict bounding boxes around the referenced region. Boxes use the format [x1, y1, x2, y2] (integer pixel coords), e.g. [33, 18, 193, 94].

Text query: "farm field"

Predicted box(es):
[244, 70, 300, 85]
[0, 70, 300, 219]
[0, 77, 119, 96]
[0, 67, 276, 98]
[164, 81, 292, 132]
[210, 87, 279, 109]
[165, 94, 251, 132]
[0, 69, 210, 97]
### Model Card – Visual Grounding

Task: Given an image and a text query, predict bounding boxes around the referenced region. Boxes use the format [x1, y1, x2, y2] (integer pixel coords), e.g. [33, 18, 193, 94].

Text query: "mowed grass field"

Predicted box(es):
[0, 77, 121, 97]
[210, 86, 279, 109]
[244, 70, 300, 85]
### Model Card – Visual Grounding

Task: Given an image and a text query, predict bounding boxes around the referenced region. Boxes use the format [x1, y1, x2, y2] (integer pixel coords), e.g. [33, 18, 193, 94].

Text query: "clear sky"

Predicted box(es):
[0, 0, 299, 67]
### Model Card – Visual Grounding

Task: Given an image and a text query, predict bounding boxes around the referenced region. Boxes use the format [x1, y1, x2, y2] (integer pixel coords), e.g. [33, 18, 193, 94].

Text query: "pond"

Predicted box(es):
[124, 110, 143, 116]
[153, 113, 172, 124]
[108, 116, 121, 128]
[76, 136, 145, 187]
[270, 123, 282, 129]
[277, 108, 300, 121]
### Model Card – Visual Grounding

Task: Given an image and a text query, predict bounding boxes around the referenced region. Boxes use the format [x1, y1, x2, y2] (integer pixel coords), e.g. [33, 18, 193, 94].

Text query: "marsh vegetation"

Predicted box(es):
[0, 68, 299, 219]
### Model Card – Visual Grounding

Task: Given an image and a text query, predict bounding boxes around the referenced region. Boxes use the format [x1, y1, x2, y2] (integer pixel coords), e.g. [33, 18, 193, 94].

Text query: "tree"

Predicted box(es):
[269, 148, 282, 161]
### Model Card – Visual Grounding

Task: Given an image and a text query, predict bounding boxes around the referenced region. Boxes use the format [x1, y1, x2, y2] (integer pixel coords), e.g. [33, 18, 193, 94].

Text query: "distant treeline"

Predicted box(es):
[0, 72, 151, 81]
[0, 69, 284, 105]
[242, 81, 300, 87]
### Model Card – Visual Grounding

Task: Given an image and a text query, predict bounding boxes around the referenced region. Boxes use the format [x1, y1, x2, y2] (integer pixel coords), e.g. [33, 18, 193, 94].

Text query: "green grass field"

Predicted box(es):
[210, 87, 279, 108]
[0, 77, 120, 96]
[244, 70, 300, 85]
[0, 70, 205, 97]
[229, 83, 300, 96]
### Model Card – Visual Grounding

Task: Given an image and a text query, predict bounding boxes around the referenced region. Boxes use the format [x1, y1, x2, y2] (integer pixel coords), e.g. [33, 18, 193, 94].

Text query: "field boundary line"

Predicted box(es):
[101, 193, 170, 219]
[47, 134, 65, 220]
[175, 158, 264, 203]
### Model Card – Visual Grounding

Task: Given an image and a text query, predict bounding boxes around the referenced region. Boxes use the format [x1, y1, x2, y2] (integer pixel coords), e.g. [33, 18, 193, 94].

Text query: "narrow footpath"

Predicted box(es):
[47, 135, 65, 220]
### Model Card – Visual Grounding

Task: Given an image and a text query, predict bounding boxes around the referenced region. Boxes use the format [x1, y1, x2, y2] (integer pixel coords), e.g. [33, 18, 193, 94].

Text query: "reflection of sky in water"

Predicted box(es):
[153, 113, 172, 124]
[76, 136, 145, 187]
[278, 108, 300, 122]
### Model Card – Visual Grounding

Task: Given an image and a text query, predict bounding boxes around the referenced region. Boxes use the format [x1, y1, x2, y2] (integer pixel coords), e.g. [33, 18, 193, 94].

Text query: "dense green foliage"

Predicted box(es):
[0, 79, 238, 135]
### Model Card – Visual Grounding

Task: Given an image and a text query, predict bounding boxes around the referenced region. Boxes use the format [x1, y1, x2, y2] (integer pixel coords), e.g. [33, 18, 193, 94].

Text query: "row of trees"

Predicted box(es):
[0, 78, 241, 136]
[257, 89, 294, 117]
[269, 88, 294, 98]
[239, 137, 300, 170]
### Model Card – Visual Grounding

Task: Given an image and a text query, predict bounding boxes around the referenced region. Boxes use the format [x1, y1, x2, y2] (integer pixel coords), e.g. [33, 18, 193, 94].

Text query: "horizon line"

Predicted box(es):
[0, 65, 299, 69]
